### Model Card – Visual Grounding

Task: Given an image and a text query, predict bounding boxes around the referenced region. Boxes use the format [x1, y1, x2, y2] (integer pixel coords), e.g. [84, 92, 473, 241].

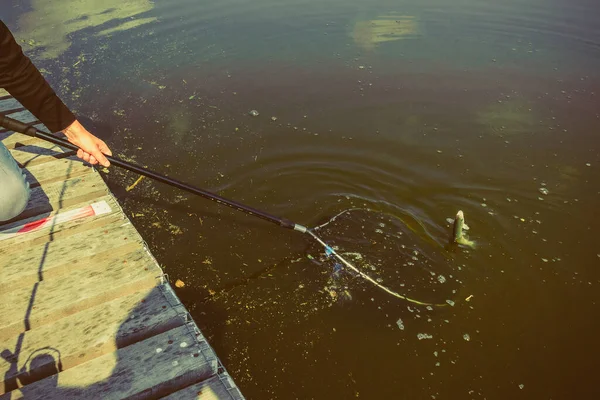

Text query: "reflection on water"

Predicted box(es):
[352, 13, 419, 51]
[14, 0, 156, 59]
[4, 0, 600, 398]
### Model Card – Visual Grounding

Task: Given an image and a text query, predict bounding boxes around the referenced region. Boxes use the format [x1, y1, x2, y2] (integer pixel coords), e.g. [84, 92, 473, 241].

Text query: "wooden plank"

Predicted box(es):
[0, 97, 23, 113]
[0, 247, 161, 341]
[0, 219, 142, 293]
[161, 374, 245, 400]
[10, 140, 74, 168]
[0, 286, 186, 395]
[0, 125, 50, 150]
[0, 173, 109, 227]
[0, 195, 123, 255]
[2, 324, 218, 400]
[22, 156, 93, 188]
[0, 109, 38, 125]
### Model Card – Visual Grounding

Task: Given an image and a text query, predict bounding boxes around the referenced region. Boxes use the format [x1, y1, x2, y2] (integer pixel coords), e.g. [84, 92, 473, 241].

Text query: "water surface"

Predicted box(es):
[4, 0, 600, 398]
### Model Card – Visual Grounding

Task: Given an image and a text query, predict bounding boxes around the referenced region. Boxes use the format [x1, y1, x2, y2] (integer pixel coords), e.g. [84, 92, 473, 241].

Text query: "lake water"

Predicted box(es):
[3, 0, 600, 398]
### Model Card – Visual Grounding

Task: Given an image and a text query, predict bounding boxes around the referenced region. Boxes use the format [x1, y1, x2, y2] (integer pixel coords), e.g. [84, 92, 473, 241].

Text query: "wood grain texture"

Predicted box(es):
[0, 287, 186, 395]
[0, 248, 161, 341]
[22, 156, 93, 188]
[161, 374, 245, 400]
[0, 219, 142, 293]
[10, 141, 74, 168]
[0, 125, 50, 149]
[2, 324, 217, 400]
[0, 92, 244, 399]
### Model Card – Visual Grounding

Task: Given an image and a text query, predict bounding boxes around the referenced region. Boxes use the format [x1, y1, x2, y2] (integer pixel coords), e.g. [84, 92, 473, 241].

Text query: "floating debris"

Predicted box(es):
[175, 279, 185, 288]
[463, 333, 471, 341]
[417, 333, 433, 340]
[126, 175, 145, 192]
[271, 116, 277, 121]
[585, 163, 591, 167]
[518, 384, 525, 390]
[539, 187, 549, 195]
[437, 275, 446, 284]
[465, 295, 474, 302]
[396, 318, 405, 330]
[446, 300, 455, 306]
[249, 110, 259, 117]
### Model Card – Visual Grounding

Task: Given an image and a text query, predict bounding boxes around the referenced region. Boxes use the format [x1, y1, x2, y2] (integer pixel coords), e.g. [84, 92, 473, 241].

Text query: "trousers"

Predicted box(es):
[0, 141, 30, 221]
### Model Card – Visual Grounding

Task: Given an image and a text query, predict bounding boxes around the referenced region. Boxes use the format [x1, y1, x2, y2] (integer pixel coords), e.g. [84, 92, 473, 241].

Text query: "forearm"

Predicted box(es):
[0, 20, 75, 133]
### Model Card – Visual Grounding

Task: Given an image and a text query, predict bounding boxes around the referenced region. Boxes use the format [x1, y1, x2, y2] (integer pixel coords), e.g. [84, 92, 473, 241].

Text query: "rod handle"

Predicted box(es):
[0, 114, 38, 137]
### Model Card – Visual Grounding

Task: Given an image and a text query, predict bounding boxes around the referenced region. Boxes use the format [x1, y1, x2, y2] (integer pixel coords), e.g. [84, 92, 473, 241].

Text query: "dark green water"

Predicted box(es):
[4, 0, 600, 398]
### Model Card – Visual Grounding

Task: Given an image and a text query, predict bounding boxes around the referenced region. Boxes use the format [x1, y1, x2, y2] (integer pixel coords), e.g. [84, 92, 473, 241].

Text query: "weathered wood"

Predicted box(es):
[10, 140, 74, 168]
[0, 287, 186, 395]
[22, 156, 93, 188]
[0, 91, 245, 399]
[0, 109, 39, 126]
[0, 195, 123, 255]
[2, 324, 217, 400]
[0, 173, 109, 227]
[0, 125, 51, 149]
[161, 373, 245, 400]
[0, 219, 142, 293]
[0, 248, 161, 341]
[0, 96, 23, 113]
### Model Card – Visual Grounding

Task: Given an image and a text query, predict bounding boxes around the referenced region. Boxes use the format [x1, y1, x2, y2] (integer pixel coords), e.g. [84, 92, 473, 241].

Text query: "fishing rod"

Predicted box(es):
[0, 113, 306, 232]
[0, 113, 444, 306]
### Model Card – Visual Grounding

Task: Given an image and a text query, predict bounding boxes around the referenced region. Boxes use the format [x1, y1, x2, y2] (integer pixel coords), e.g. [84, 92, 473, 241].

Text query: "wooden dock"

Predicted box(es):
[0, 90, 245, 399]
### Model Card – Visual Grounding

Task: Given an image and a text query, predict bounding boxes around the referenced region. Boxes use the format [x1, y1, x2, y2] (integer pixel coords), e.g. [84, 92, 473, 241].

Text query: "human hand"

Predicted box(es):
[62, 120, 112, 167]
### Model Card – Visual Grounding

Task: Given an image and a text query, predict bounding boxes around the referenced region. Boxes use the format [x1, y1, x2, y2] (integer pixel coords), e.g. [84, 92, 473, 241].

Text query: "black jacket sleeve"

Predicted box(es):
[0, 20, 76, 133]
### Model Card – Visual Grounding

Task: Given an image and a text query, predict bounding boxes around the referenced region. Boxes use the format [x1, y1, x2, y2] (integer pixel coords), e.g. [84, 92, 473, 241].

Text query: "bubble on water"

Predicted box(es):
[417, 333, 433, 340]
[437, 275, 446, 284]
[426, 306, 433, 311]
[519, 384, 525, 389]
[248, 109, 259, 117]
[396, 318, 405, 330]
[463, 333, 471, 341]
[446, 300, 455, 306]
[539, 187, 549, 195]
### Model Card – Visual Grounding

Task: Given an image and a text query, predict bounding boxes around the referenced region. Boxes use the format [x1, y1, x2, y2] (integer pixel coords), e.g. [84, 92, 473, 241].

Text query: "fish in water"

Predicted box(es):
[451, 210, 475, 248]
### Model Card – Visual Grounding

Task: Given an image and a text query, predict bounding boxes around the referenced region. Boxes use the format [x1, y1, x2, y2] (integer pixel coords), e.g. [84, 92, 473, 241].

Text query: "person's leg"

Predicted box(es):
[0, 141, 30, 221]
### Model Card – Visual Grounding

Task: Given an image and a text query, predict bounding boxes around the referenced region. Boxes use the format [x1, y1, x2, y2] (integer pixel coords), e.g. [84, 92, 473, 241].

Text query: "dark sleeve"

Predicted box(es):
[0, 20, 76, 133]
